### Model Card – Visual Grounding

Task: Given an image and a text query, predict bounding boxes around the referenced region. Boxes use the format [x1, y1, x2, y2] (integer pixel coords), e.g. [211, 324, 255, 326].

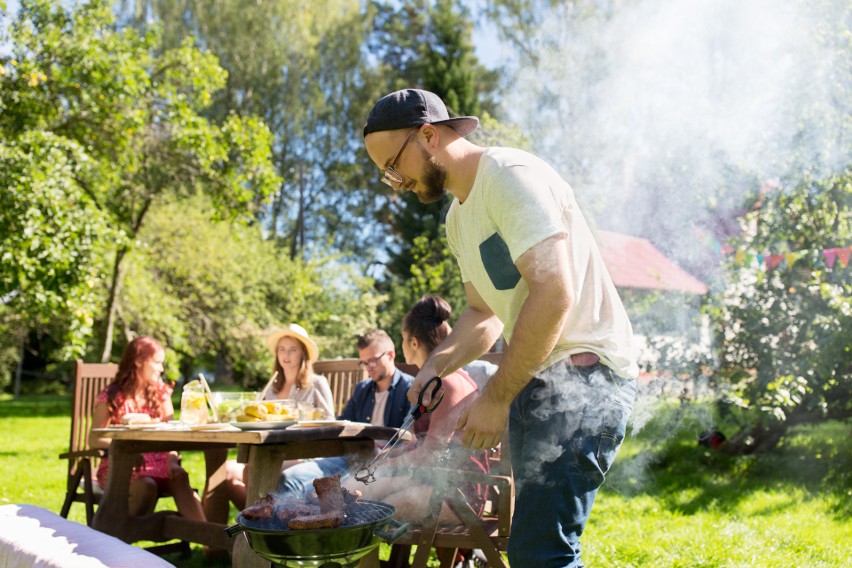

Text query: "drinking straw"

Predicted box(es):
[197, 373, 219, 422]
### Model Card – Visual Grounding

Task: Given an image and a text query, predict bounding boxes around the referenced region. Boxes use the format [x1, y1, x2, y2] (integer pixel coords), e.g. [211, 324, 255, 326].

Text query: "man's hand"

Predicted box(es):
[455, 391, 508, 449]
[408, 366, 440, 407]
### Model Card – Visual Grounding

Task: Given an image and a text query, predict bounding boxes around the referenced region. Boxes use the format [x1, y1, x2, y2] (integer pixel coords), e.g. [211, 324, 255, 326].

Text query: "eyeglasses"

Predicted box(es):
[358, 351, 388, 369]
[381, 129, 418, 188]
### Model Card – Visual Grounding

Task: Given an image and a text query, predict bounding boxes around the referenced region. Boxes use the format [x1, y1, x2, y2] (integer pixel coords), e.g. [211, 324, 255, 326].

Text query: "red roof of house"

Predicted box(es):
[595, 230, 708, 294]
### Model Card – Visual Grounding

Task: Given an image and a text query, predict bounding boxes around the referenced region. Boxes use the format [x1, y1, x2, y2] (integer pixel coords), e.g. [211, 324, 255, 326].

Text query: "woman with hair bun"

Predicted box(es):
[344, 295, 488, 526]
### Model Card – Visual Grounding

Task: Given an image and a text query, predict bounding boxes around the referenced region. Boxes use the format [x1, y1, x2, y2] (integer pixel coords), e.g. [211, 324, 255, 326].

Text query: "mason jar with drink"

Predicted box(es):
[180, 381, 209, 426]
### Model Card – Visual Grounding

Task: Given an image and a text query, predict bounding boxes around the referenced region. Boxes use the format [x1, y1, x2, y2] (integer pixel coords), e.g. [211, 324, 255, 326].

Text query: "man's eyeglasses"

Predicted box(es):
[359, 351, 388, 369]
[381, 129, 418, 188]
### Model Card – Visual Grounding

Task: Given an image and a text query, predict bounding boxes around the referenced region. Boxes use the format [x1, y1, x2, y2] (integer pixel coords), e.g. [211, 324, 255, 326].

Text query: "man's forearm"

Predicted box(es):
[480, 283, 570, 405]
[423, 306, 503, 377]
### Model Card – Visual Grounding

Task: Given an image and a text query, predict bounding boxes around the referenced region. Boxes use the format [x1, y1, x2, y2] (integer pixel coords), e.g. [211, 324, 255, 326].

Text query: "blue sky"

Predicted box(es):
[3, 0, 507, 68]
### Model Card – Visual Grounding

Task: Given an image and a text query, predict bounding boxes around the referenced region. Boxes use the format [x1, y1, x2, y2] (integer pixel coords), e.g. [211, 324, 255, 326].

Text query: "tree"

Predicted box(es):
[367, 0, 505, 332]
[0, 0, 280, 363]
[706, 171, 851, 453]
[130, 0, 385, 261]
[123, 194, 383, 386]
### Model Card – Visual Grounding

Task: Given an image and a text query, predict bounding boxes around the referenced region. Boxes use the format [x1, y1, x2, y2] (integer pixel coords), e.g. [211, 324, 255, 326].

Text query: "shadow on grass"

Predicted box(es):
[606, 406, 851, 521]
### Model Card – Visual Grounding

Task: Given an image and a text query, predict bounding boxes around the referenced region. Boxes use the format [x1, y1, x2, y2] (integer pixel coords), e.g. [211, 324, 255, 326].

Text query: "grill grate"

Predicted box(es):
[238, 499, 395, 532]
[343, 500, 394, 527]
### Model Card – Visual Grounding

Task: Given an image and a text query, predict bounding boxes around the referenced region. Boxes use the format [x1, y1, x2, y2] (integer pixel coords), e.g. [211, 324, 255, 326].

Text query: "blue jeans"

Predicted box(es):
[277, 456, 349, 498]
[507, 361, 636, 568]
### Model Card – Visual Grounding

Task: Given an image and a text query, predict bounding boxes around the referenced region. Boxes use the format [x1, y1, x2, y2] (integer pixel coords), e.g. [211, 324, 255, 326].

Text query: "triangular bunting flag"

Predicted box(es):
[766, 254, 784, 270]
[784, 252, 797, 268]
[837, 247, 851, 268]
[735, 250, 745, 265]
[823, 248, 837, 269]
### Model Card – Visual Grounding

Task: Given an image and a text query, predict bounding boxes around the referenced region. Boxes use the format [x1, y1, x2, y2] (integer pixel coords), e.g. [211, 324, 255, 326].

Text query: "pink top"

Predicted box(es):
[94, 381, 174, 489]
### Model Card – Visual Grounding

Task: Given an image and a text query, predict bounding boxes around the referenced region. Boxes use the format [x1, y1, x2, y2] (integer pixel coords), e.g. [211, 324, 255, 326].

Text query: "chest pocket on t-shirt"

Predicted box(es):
[479, 233, 521, 290]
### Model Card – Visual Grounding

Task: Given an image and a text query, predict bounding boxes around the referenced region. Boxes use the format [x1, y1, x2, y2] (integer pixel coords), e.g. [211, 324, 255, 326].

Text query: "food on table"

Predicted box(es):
[213, 392, 257, 422]
[120, 413, 158, 425]
[233, 399, 297, 423]
[243, 403, 268, 419]
[236, 414, 263, 422]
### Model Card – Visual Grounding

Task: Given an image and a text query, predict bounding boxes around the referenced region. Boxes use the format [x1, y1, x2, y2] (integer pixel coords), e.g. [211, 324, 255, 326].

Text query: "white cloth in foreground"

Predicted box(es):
[0, 504, 174, 568]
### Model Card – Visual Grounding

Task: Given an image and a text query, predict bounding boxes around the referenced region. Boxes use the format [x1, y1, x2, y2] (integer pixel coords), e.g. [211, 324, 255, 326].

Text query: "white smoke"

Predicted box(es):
[502, 0, 849, 272]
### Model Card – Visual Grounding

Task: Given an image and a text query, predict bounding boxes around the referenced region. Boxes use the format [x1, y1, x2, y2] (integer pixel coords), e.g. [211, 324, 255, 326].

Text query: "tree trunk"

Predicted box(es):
[100, 246, 127, 363]
[13, 337, 24, 399]
[99, 199, 152, 362]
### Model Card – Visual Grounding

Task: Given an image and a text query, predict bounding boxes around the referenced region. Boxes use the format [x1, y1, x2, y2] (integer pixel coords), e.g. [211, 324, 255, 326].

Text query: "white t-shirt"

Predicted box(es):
[446, 147, 639, 379]
[371, 390, 390, 426]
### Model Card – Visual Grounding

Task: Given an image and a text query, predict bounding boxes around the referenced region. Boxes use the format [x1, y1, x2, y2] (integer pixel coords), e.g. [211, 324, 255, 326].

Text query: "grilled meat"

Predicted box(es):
[287, 510, 344, 530]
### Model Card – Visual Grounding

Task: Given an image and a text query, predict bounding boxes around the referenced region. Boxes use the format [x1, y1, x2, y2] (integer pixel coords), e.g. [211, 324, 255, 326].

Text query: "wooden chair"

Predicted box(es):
[371, 360, 514, 568]
[58, 361, 192, 557]
[59, 361, 117, 526]
[382, 429, 513, 568]
[314, 358, 367, 416]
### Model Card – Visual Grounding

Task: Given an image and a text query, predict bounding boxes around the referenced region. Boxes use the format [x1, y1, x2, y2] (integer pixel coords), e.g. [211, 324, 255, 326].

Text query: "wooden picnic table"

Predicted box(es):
[91, 422, 407, 567]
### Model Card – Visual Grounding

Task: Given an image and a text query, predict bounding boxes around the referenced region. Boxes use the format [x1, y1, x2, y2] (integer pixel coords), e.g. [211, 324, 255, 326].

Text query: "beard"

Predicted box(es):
[416, 146, 447, 204]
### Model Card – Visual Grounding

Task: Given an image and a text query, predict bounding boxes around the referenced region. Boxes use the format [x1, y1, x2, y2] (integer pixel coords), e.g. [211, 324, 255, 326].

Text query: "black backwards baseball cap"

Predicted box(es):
[363, 89, 479, 138]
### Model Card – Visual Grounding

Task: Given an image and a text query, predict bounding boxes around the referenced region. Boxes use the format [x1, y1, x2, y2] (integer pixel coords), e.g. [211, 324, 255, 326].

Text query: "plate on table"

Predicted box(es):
[229, 420, 297, 431]
[293, 419, 351, 428]
[124, 422, 167, 430]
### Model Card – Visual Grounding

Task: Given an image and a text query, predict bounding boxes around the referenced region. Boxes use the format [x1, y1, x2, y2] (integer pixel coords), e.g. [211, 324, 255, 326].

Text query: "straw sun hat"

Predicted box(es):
[265, 323, 319, 362]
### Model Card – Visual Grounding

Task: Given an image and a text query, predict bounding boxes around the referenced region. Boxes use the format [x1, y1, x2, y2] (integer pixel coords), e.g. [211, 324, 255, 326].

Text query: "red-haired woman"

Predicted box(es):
[88, 336, 205, 521]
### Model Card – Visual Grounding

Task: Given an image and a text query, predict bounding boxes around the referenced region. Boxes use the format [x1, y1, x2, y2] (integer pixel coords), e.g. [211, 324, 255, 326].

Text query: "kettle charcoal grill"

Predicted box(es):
[225, 499, 409, 568]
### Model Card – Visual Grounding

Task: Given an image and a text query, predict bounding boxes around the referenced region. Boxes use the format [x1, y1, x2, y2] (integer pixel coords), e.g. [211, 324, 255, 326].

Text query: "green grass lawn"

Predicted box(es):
[0, 393, 849, 567]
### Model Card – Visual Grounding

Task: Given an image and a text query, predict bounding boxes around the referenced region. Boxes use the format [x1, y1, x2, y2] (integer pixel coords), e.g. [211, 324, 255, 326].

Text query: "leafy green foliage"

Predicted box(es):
[122, 195, 383, 387]
[138, 0, 383, 260]
[0, 0, 280, 365]
[705, 170, 852, 451]
[370, 0, 500, 279]
[0, 131, 110, 357]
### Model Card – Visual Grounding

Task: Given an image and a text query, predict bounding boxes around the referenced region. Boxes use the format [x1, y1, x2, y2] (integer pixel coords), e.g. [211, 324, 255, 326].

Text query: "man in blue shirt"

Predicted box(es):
[277, 329, 414, 496]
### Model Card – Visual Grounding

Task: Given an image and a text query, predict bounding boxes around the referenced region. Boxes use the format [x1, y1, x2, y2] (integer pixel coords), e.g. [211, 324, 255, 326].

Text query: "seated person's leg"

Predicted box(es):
[343, 475, 409, 501]
[381, 485, 460, 526]
[203, 460, 247, 523]
[128, 476, 158, 516]
[167, 468, 206, 522]
[277, 456, 349, 497]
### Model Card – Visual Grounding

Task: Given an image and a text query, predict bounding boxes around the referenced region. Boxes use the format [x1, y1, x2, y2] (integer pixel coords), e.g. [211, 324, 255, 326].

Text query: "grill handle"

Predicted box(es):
[374, 518, 410, 544]
[224, 523, 245, 538]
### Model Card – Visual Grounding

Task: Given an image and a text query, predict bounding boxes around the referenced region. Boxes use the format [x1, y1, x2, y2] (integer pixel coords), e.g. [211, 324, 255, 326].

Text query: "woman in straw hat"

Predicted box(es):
[202, 324, 333, 528]
[264, 323, 333, 418]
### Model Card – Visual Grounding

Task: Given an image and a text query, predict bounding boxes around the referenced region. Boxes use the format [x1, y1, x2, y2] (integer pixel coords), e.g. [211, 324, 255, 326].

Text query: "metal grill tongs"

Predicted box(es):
[355, 376, 444, 484]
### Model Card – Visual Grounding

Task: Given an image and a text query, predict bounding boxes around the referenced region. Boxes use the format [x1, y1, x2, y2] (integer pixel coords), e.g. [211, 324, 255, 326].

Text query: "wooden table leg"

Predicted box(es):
[92, 442, 133, 540]
[232, 444, 292, 568]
